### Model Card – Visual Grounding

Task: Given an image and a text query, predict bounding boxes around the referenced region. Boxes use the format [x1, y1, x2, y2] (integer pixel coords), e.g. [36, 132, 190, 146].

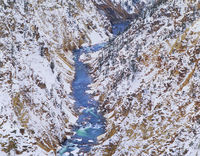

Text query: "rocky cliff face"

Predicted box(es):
[0, 0, 110, 155]
[93, 0, 155, 22]
[93, 0, 132, 22]
[1, 0, 200, 155]
[83, 0, 200, 155]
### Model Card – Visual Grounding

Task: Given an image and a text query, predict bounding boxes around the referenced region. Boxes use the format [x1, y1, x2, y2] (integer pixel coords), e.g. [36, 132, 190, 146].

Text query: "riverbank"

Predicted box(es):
[59, 21, 130, 155]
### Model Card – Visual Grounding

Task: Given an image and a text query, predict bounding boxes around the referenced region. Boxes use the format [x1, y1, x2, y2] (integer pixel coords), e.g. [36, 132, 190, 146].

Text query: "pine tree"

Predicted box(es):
[50, 61, 55, 73]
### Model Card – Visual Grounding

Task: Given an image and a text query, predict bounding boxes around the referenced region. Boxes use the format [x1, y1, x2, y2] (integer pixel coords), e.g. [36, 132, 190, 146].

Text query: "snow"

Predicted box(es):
[0, 0, 110, 155]
[88, 31, 107, 45]
[85, 0, 200, 155]
[1, 0, 199, 155]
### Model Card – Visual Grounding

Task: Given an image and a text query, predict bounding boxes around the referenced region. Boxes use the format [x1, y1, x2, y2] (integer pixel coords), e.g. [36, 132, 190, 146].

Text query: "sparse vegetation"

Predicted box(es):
[87, 0, 200, 155]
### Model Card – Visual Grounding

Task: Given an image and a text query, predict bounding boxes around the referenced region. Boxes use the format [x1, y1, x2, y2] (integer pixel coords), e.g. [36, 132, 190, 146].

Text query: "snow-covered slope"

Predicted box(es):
[0, 0, 110, 155]
[95, 0, 146, 14]
[84, 0, 200, 155]
[93, 0, 157, 21]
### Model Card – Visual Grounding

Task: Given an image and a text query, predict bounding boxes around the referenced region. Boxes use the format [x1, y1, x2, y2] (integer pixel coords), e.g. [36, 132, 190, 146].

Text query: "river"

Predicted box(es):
[59, 21, 130, 156]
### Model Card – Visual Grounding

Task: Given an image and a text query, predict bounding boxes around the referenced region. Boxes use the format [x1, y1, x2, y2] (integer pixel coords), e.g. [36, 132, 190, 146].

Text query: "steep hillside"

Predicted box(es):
[93, 0, 155, 22]
[83, 0, 200, 155]
[0, 0, 110, 155]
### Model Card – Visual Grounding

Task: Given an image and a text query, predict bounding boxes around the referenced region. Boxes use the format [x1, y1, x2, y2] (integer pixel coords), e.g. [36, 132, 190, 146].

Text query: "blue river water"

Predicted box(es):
[59, 21, 130, 156]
